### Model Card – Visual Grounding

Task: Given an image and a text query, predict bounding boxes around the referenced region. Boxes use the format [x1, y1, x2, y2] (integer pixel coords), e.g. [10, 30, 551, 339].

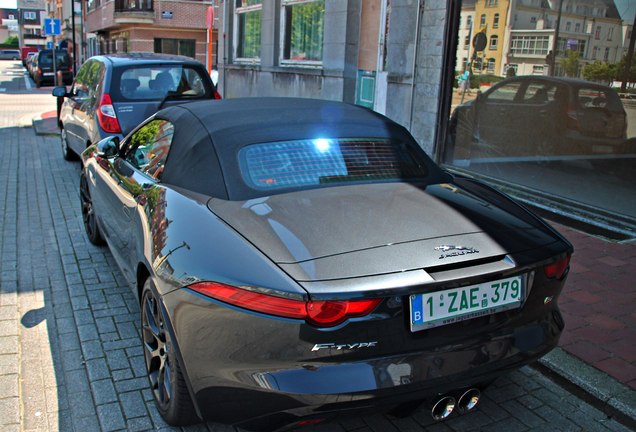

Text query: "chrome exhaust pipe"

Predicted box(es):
[457, 388, 481, 413]
[431, 396, 456, 421]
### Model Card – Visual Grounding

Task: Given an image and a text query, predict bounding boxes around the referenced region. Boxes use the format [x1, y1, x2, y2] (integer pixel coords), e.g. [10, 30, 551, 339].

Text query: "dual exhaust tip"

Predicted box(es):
[431, 388, 481, 421]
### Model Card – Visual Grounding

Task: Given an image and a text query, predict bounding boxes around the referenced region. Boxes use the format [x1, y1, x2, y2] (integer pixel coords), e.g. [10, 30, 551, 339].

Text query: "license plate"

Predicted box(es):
[409, 275, 525, 331]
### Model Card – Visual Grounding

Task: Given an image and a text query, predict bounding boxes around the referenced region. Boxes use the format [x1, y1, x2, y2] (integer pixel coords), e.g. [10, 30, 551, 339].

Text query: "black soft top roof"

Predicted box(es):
[158, 98, 449, 199]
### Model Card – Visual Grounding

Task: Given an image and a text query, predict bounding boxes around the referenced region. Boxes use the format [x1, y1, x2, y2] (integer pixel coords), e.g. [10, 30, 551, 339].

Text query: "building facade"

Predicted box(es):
[84, 0, 219, 67]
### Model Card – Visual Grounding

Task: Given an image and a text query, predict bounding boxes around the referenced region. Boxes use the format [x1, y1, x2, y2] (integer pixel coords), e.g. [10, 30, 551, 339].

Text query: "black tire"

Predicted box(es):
[79, 172, 104, 245]
[60, 128, 77, 161]
[141, 279, 199, 426]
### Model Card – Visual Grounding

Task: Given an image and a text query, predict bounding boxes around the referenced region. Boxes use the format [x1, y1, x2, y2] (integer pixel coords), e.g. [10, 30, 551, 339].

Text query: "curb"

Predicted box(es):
[537, 348, 636, 428]
[32, 111, 60, 136]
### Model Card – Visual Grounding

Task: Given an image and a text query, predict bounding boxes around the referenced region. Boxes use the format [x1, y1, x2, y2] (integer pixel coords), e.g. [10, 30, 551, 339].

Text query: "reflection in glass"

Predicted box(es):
[447, 0, 636, 222]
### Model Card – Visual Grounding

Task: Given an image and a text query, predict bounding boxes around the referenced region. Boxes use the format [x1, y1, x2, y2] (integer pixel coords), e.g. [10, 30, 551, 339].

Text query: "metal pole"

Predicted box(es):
[620, 12, 636, 93]
[548, 0, 563, 76]
[71, 0, 77, 75]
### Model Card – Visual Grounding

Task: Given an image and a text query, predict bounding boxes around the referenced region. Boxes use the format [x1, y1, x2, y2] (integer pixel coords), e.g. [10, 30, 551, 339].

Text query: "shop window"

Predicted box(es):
[281, 0, 324, 63]
[281, 0, 325, 63]
[444, 0, 636, 224]
[234, 0, 261, 60]
[154, 39, 196, 59]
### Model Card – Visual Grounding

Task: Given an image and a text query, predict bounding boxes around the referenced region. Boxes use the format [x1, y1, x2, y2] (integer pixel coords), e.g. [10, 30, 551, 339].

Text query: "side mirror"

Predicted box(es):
[52, 86, 68, 98]
[96, 136, 120, 158]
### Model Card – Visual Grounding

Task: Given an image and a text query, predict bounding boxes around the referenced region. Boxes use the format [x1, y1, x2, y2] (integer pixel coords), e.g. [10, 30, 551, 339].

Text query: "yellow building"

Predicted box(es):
[473, 0, 510, 76]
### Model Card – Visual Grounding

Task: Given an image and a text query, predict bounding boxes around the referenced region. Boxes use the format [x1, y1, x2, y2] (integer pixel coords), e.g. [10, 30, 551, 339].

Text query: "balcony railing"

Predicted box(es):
[115, 0, 153, 12]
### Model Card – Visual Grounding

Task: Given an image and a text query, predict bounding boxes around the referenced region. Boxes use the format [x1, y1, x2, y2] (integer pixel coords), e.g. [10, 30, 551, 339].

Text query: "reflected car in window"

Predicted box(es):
[80, 98, 572, 431]
[449, 76, 628, 162]
[52, 52, 221, 161]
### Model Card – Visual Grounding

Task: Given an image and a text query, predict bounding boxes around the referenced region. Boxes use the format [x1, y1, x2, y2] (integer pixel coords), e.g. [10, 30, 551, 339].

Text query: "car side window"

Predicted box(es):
[484, 82, 522, 104]
[125, 119, 175, 180]
[522, 83, 556, 105]
[72, 61, 90, 98]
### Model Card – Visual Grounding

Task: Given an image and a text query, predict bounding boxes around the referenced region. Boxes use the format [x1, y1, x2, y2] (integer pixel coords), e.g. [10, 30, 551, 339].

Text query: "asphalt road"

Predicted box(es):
[0, 59, 632, 432]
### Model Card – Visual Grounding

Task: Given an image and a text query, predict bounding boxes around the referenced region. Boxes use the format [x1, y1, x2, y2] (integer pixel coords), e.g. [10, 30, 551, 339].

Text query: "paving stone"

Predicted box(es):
[126, 416, 154, 432]
[120, 390, 149, 419]
[114, 376, 149, 393]
[86, 357, 111, 381]
[80, 339, 103, 360]
[90, 378, 118, 405]
[0, 396, 20, 425]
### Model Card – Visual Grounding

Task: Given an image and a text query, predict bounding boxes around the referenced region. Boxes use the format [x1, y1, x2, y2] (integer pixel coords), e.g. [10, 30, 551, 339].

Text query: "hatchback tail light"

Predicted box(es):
[189, 282, 381, 327]
[96, 93, 122, 133]
[543, 254, 571, 279]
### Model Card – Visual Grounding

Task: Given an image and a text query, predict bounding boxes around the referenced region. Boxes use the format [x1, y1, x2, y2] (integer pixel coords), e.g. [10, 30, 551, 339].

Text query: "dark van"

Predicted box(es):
[53, 52, 221, 160]
[32, 49, 73, 87]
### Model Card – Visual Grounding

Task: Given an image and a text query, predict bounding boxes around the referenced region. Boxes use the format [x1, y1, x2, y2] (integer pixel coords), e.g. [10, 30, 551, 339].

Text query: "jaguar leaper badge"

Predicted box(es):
[435, 245, 479, 259]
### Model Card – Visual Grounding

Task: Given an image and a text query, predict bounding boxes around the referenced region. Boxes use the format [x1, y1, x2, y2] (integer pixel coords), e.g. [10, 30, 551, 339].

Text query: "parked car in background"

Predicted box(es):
[80, 97, 572, 431]
[25, 52, 37, 73]
[32, 49, 73, 87]
[52, 52, 221, 161]
[0, 49, 21, 60]
[20, 46, 38, 65]
[449, 76, 628, 160]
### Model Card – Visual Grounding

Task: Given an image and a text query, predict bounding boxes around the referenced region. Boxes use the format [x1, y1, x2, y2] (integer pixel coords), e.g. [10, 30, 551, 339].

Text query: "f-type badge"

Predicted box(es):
[435, 245, 480, 259]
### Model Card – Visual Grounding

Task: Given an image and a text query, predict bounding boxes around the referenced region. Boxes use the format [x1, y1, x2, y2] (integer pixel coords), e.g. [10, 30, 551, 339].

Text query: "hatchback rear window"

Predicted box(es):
[113, 66, 210, 101]
[239, 138, 430, 191]
[39, 52, 70, 67]
[576, 87, 623, 111]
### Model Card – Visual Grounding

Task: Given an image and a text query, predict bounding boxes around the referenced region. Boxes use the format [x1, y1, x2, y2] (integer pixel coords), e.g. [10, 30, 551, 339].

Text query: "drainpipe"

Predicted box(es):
[374, 0, 388, 114]
[408, 0, 423, 131]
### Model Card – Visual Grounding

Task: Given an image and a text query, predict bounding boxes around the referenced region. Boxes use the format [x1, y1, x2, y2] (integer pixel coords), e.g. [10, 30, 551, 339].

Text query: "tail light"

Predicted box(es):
[544, 254, 571, 279]
[213, 89, 222, 100]
[96, 93, 122, 133]
[189, 282, 381, 327]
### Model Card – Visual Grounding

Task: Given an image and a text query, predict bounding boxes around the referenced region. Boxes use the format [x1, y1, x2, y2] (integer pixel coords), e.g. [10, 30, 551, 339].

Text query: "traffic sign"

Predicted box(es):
[43, 18, 61, 36]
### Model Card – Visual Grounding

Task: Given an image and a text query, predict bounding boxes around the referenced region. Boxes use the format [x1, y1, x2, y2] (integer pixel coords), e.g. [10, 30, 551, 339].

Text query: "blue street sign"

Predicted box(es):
[46, 41, 53, 49]
[43, 18, 61, 36]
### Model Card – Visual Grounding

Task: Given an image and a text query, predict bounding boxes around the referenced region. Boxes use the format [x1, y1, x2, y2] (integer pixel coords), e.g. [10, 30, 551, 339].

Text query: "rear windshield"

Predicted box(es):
[111, 65, 212, 101]
[239, 138, 430, 191]
[576, 87, 624, 111]
[38, 52, 70, 67]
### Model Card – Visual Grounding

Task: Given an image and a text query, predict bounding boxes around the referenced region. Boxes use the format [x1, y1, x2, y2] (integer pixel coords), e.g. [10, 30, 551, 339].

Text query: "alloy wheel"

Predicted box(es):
[79, 173, 102, 245]
[142, 289, 173, 409]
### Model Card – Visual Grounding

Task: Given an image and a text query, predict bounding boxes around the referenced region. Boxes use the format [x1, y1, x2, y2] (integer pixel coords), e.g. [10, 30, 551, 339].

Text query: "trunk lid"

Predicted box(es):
[208, 182, 558, 283]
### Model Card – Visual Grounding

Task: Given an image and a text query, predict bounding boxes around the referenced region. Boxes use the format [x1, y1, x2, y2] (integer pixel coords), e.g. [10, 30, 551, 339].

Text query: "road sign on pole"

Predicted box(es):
[43, 18, 61, 36]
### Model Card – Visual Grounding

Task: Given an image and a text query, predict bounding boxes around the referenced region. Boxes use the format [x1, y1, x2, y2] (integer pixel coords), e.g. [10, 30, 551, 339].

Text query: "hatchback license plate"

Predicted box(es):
[410, 275, 525, 331]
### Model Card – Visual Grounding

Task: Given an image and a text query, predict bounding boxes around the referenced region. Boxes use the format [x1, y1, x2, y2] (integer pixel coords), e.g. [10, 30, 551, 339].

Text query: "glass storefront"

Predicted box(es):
[444, 0, 636, 230]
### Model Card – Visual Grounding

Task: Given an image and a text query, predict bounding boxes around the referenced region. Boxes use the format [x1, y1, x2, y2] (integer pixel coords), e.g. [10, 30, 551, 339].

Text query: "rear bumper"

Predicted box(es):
[162, 288, 563, 431]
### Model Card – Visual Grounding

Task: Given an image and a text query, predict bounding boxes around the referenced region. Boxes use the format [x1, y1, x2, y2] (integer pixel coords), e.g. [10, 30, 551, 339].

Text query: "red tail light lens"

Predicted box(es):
[96, 93, 122, 133]
[544, 254, 571, 279]
[189, 282, 381, 327]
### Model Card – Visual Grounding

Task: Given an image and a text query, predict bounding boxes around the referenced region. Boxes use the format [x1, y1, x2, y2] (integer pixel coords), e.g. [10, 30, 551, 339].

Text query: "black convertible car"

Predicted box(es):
[80, 98, 572, 431]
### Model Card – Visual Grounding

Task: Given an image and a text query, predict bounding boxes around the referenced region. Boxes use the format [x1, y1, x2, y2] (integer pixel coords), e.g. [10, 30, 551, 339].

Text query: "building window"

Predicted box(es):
[24, 11, 36, 20]
[530, 16, 536, 24]
[595, 26, 601, 39]
[154, 39, 196, 58]
[604, 47, 610, 61]
[282, 0, 325, 63]
[607, 27, 613, 41]
[532, 65, 544, 74]
[565, 22, 571, 32]
[235, 0, 261, 60]
[480, 14, 486, 27]
[486, 0, 498, 6]
[466, 15, 472, 30]
[489, 35, 498, 50]
[510, 35, 550, 56]
[592, 46, 598, 60]
[493, 13, 499, 29]
[464, 35, 470, 48]
[575, 23, 580, 33]
[487, 58, 496, 72]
